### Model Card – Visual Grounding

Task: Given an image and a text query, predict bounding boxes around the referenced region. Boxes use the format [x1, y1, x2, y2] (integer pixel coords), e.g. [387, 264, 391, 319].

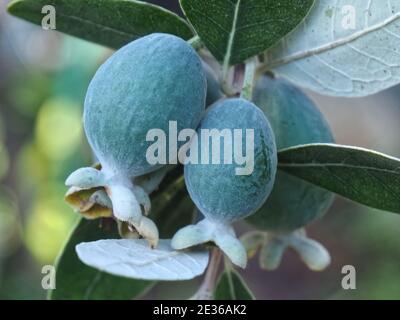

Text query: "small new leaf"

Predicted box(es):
[8, 0, 193, 49]
[278, 143, 400, 214]
[214, 268, 255, 300]
[180, 0, 314, 65]
[76, 239, 210, 281]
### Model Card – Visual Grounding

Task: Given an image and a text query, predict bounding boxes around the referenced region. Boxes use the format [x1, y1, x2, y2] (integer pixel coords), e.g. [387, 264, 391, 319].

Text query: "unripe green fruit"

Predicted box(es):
[172, 98, 277, 267]
[66, 33, 206, 246]
[85, 33, 206, 177]
[185, 98, 277, 223]
[247, 76, 334, 232]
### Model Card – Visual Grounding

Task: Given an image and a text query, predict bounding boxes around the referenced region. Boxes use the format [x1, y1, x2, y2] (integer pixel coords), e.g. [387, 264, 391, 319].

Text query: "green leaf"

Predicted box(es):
[278, 143, 400, 214]
[264, 0, 400, 97]
[49, 218, 154, 300]
[214, 268, 255, 300]
[7, 0, 193, 49]
[180, 0, 314, 65]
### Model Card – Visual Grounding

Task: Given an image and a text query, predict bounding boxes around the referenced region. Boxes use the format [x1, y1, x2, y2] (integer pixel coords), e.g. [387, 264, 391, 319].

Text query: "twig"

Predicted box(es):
[191, 247, 222, 300]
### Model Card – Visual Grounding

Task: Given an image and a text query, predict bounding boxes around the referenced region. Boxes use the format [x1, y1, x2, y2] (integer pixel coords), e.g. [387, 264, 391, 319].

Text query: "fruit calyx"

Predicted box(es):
[65, 166, 159, 247]
[245, 229, 331, 271]
[171, 218, 247, 268]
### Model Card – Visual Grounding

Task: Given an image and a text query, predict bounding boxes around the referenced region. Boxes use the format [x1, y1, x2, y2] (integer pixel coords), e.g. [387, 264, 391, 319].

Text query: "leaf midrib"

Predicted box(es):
[268, 10, 400, 68]
[223, 0, 241, 68]
[226, 270, 237, 299]
[56, 12, 139, 38]
[83, 270, 103, 300]
[278, 163, 400, 176]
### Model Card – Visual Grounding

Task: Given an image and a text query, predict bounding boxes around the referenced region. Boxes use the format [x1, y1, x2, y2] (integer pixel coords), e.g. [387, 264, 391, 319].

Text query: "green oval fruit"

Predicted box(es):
[247, 76, 335, 232]
[66, 33, 206, 246]
[84, 33, 206, 177]
[185, 98, 277, 223]
[172, 98, 277, 268]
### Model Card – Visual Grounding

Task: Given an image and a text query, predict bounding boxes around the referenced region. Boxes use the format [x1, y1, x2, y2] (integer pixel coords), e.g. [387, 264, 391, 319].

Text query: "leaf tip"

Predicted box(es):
[6, 0, 22, 15]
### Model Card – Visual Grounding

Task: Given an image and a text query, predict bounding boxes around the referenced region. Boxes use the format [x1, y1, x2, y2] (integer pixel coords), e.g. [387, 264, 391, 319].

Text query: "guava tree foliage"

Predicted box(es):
[7, 0, 400, 300]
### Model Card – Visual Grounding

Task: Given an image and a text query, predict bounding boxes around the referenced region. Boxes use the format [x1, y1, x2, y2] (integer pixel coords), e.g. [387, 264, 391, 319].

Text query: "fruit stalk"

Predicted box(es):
[191, 247, 222, 300]
[241, 57, 258, 100]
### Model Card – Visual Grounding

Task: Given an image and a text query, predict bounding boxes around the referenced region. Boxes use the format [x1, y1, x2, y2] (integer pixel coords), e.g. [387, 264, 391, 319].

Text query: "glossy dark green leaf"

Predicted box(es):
[278, 143, 400, 214]
[180, 0, 314, 65]
[49, 218, 153, 300]
[8, 0, 193, 49]
[214, 268, 254, 300]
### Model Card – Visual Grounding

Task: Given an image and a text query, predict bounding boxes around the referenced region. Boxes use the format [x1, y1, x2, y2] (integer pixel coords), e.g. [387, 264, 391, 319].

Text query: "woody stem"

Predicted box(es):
[193, 247, 222, 300]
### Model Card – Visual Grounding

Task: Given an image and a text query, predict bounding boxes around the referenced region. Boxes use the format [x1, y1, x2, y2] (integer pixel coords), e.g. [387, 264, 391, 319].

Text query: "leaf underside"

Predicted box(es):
[278, 143, 400, 214]
[8, 0, 193, 49]
[76, 239, 210, 281]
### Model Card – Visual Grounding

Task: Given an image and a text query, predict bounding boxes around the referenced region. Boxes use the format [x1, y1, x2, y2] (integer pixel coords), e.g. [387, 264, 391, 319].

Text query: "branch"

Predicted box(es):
[191, 247, 222, 300]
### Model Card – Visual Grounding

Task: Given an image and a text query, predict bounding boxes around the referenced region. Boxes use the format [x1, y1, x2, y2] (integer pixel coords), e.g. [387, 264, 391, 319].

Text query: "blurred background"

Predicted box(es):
[0, 0, 400, 299]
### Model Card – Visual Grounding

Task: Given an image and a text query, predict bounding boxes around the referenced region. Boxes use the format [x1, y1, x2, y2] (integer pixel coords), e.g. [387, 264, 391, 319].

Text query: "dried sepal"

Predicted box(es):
[64, 186, 112, 219]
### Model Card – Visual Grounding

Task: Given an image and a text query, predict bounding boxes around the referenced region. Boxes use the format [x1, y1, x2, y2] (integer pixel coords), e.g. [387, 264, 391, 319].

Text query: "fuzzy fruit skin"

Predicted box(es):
[184, 98, 277, 224]
[247, 76, 334, 232]
[84, 33, 206, 178]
